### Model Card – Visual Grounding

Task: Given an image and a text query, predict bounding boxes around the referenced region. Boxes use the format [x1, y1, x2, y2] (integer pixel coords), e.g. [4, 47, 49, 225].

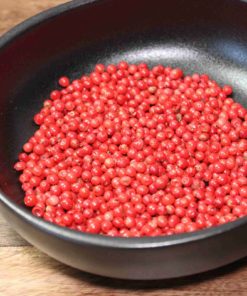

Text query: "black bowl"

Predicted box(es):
[0, 0, 247, 280]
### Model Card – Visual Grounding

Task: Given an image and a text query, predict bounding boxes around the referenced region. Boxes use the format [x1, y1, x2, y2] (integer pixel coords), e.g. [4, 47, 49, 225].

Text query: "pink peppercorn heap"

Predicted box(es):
[14, 62, 247, 237]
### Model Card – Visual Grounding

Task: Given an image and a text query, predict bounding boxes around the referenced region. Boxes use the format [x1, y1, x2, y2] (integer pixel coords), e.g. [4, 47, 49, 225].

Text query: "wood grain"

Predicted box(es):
[0, 246, 247, 296]
[0, 215, 29, 247]
[0, 0, 67, 35]
[0, 1, 247, 295]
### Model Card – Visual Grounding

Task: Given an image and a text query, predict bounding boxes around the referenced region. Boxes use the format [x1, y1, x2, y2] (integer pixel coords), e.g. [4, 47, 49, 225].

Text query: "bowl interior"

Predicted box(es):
[1, 0, 247, 205]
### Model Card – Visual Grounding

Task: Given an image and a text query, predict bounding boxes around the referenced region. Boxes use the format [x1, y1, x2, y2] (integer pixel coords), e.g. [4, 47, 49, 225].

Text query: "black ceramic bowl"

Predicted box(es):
[0, 0, 247, 280]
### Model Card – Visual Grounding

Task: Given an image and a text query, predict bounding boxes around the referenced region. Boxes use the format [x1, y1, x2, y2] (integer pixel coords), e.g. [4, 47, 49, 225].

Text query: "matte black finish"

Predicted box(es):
[0, 0, 247, 279]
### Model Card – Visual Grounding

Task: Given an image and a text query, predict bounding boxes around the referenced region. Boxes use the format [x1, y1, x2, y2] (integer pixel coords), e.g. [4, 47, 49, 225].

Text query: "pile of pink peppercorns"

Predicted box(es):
[14, 62, 247, 237]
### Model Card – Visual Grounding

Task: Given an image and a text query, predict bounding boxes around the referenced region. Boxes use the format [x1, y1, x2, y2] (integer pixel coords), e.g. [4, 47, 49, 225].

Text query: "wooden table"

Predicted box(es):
[0, 1, 247, 295]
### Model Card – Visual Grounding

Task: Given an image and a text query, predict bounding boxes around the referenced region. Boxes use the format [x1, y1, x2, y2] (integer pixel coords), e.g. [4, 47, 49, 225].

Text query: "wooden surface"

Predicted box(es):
[0, 1, 247, 295]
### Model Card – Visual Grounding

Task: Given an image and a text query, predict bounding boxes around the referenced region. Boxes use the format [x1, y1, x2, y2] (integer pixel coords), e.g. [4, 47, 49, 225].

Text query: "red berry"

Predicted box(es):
[14, 63, 247, 237]
[59, 76, 70, 87]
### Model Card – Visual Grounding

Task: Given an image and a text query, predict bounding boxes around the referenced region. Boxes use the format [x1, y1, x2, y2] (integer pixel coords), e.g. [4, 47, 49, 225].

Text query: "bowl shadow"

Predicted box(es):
[45, 255, 247, 290]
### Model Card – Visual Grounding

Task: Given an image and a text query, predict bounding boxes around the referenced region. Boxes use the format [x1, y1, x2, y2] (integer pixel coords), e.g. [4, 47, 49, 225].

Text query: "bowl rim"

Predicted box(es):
[0, 0, 246, 249]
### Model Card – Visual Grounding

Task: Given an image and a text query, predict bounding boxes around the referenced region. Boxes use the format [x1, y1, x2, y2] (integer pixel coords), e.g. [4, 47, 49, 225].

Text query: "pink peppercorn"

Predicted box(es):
[15, 62, 247, 237]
